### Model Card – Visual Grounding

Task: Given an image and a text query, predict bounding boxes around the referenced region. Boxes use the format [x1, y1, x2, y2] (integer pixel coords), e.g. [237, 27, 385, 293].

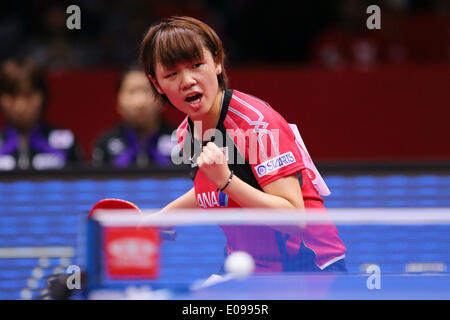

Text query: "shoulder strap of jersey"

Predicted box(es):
[289, 123, 331, 196]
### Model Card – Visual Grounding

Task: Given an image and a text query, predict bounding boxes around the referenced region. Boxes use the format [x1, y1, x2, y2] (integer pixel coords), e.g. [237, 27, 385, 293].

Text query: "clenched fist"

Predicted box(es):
[197, 142, 231, 189]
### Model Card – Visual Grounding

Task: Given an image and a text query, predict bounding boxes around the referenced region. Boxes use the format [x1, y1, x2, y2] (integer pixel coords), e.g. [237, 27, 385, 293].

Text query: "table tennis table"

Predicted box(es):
[85, 273, 450, 300]
[169, 273, 450, 300]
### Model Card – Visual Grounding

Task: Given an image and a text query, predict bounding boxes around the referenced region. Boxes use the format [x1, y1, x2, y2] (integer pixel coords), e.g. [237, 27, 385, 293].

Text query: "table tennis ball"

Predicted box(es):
[224, 251, 255, 278]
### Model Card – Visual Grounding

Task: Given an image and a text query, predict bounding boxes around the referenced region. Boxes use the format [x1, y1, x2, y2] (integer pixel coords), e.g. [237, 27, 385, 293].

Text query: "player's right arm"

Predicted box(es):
[158, 187, 198, 213]
[139, 187, 197, 231]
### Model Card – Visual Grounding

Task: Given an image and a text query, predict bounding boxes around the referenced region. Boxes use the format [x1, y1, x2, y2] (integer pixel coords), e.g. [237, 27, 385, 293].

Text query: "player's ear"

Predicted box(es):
[148, 74, 164, 95]
[215, 62, 222, 75]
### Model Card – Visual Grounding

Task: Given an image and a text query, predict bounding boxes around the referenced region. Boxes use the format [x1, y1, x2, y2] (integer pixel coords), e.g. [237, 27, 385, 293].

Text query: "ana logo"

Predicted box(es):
[197, 191, 220, 208]
[255, 152, 296, 177]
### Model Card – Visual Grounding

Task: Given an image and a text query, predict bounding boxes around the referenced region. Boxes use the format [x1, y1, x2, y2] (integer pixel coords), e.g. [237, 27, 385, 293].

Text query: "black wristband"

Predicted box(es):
[217, 170, 233, 192]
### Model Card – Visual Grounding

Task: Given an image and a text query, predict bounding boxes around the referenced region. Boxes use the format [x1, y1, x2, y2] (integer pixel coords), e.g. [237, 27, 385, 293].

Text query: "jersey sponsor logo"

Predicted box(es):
[255, 151, 296, 177]
[197, 191, 227, 208]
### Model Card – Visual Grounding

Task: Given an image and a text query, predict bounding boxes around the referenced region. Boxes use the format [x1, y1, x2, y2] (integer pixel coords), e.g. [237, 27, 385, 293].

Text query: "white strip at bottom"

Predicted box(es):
[0, 247, 74, 259]
[319, 254, 346, 270]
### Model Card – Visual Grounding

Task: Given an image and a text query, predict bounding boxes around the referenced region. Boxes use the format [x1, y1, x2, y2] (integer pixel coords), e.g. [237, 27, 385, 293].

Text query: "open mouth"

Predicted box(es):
[185, 93, 203, 103]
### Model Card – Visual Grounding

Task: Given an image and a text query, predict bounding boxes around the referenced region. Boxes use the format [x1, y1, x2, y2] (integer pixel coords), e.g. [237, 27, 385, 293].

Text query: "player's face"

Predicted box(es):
[0, 89, 43, 131]
[152, 47, 222, 121]
[117, 71, 160, 129]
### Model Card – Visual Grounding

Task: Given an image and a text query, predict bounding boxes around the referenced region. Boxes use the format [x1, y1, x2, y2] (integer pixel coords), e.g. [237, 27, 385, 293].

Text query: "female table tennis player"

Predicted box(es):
[139, 16, 346, 273]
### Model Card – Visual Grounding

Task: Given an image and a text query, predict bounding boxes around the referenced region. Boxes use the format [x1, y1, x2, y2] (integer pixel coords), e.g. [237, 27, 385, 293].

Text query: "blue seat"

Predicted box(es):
[9, 237, 41, 246]
[414, 175, 450, 187]
[104, 180, 129, 191]
[327, 188, 346, 198]
[416, 200, 444, 207]
[71, 180, 99, 191]
[382, 175, 411, 186]
[0, 259, 39, 268]
[416, 187, 441, 196]
[353, 188, 378, 197]
[40, 181, 69, 192]
[0, 279, 27, 290]
[351, 176, 379, 187]
[0, 291, 19, 299]
[74, 193, 104, 202]
[8, 181, 36, 192]
[0, 268, 33, 280]
[383, 200, 409, 207]
[324, 200, 348, 208]
[383, 188, 408, 197]
[323, 176, 347, 187]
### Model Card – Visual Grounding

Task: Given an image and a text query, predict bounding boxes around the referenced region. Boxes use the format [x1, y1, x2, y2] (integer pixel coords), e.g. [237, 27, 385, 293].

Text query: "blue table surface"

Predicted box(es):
[170, 273, 450, 300]
[85, 273, 450, 300]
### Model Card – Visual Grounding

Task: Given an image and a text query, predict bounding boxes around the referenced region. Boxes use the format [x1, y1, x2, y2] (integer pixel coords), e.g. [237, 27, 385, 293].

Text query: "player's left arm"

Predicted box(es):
[219, 172, 304, 209]
[262, 174, 305, 208]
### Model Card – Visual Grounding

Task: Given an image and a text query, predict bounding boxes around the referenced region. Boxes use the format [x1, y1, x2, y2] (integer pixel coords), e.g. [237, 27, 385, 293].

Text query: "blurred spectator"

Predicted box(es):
[402, 0, 450, 63]
[311, 0, 450, 69]
[92, 66, 177, 168]
[96, 0, 155, 66]
[25, 2, 93, 70]
[311, 0, 383, 70]
[0, 57, 83, 170]
[377, 0, 449, 65]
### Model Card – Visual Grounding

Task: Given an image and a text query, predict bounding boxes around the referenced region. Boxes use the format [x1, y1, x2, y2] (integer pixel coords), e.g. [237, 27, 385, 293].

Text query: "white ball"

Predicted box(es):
[224, 251, 255, 278]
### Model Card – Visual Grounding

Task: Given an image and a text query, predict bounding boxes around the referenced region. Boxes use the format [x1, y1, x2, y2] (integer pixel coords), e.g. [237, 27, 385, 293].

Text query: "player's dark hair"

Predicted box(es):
[139, 16, 228, 105]
[0, 57, 48, 107]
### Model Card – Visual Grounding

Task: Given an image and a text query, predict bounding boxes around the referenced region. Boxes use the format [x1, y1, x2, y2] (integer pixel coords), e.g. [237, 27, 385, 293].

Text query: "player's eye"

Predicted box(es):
[164, 72, 177, 79]
[193, 63, 202, 69]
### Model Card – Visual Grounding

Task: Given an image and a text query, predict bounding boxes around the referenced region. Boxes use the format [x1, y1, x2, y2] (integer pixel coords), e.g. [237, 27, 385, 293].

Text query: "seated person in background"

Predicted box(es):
[0, 57, 83, 170]
[92, 65, 177, 168]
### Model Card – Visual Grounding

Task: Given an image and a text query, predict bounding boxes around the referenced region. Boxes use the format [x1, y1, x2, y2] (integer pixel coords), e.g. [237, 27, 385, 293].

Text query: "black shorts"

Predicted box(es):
[281, 242, 347, 273]
[218, 242, 347, 274]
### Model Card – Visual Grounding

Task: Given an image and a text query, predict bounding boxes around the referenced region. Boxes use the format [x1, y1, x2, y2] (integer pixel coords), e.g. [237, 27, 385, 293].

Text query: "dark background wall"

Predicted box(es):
[0, 0, 449, 165]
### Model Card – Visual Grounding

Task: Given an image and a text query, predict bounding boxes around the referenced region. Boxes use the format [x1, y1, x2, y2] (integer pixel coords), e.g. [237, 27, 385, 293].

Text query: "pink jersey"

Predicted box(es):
[176, 89, 346, 271]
